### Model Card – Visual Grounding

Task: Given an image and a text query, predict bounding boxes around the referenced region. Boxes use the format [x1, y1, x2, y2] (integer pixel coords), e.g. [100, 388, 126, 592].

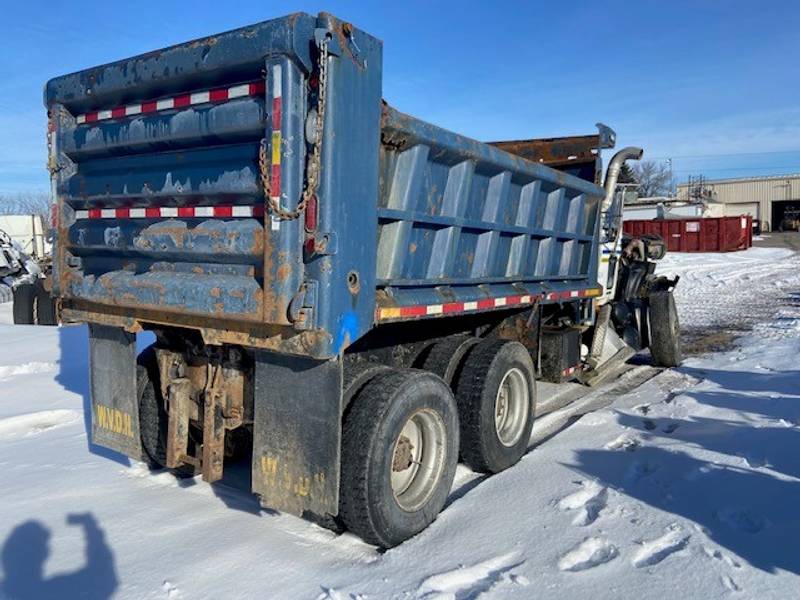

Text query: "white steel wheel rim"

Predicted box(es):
[391, 409, 447, 512]
[494, 367, 530, 447]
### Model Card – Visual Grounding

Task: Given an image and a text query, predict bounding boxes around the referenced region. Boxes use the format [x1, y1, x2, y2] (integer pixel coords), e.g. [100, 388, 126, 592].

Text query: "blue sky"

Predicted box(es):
[1, 0, 798, 194]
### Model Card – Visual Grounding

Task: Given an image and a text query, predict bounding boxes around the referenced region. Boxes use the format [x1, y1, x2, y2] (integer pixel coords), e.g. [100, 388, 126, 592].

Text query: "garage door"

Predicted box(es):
[725, 202, 758, 219]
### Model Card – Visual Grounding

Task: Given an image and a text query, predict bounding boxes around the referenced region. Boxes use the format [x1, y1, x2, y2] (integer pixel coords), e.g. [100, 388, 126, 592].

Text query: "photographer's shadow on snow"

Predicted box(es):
[571, 441, 800, 575]
[1, 513, 118, 600]
[56, 324, 154, 467]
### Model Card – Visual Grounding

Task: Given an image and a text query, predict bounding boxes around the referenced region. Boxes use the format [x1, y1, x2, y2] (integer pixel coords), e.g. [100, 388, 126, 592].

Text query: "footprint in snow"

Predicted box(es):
[557, 481, 608, 526]
[662, 422, 680, 434]
[162, 580, 180, 599]
[631, 524, 690, 567]
[417, 552, 525, 598]
[721, 575, 741, 592]
[316, 588, 350, 600]
[605, 434, 640, 452]
[625, 459, 660, 484]
[716, 507, 768, 534]
[702, 546, 742, 569]
[558, 538, 618, 572]
[0, 410, 80, 438]
[685, 464, 713, 482]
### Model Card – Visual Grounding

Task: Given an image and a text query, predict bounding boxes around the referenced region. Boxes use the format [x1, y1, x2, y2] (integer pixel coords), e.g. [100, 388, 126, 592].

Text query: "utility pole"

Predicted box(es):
[666, 158, 674, 198]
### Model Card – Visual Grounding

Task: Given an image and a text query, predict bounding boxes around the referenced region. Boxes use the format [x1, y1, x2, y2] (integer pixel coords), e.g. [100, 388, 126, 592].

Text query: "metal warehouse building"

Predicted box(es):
[676, 174, 800, 232]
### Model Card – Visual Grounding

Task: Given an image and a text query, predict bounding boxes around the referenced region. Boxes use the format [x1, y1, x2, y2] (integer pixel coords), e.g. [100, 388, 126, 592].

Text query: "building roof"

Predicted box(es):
[677, 173, 800, 187]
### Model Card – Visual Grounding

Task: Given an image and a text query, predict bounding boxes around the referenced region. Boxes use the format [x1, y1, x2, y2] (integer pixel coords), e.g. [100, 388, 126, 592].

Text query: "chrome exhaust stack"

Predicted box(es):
[601, 146, 644, 212]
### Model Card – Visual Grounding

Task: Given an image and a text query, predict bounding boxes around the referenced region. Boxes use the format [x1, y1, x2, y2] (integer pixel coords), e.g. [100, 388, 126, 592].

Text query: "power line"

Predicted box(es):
[672, 165, 800, 174]
[647, 149, 800, 160]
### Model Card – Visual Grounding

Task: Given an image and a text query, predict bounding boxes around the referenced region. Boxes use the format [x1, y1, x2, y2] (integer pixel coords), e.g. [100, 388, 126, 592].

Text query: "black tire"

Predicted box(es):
[339, 369, 459, 548]
[136, 348, 170, 467]
[649, 290, 682, 367]
[35, 282, 57, 326]
[342, 360, 392, 412]
[12, 283, 35, 325]
[453, 339, 536, 473]
[419, 335, 479, 386]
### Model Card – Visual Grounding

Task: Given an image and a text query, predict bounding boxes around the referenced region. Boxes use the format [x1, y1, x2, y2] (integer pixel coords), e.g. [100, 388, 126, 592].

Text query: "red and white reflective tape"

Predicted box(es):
[377, 294, 538, 321]
[562, 365, 580, 377]
[545, 288, 600, 301]
[377, 288, 602, 321]
[269, 64, 283, 204]
[75, 81, 266, 125]
[74, 205, 264, 220]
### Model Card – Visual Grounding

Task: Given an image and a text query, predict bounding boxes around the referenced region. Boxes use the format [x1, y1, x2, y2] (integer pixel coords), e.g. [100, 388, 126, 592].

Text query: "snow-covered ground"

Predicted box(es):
[1, 246, 799, 600]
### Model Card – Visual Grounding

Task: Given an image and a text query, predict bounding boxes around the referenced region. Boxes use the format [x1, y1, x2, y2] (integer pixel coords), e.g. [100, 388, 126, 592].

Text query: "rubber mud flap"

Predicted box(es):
[252, 351, 342, 517]
[88, 324, 143, 460]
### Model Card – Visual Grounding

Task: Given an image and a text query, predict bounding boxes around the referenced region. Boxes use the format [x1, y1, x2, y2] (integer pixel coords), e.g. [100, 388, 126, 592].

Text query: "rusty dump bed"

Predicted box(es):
[46, 12, 608, 359]
[489, 123, 616, 185]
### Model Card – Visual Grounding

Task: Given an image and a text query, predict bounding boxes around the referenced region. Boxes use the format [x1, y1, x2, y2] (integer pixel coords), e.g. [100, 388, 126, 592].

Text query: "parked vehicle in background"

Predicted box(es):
[0, 214, 51, 260]
[779, 208, 800, 232]
[45, 12, 681, 547]
[0, 223, 57, 325]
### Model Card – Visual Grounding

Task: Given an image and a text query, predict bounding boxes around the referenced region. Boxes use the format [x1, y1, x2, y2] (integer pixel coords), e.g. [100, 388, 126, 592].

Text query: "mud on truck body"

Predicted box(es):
[46, 12, 680, 547]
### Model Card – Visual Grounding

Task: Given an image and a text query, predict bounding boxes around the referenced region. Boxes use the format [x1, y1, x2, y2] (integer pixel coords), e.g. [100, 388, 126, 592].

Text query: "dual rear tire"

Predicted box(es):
[454, 339, 536, 473]
[339, 369, 459, 548]
[12, 280, 57, 326]
[340, 338, 536, 547]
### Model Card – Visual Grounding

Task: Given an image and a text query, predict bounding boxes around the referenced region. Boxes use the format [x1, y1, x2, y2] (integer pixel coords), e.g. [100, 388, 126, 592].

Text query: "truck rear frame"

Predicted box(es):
[46, 12, 680, 547]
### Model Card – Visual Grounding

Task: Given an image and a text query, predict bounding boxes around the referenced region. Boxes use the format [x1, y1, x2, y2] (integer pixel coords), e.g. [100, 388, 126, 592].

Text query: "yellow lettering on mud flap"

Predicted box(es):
[258, 456, 329, 501]
[294, 477, 311, 497]
[260, 456, 279, 483]
[94, 404, 134, 438]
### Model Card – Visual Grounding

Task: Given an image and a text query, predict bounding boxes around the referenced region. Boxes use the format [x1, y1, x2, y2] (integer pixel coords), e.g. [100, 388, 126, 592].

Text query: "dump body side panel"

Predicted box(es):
[375, 106, 606, 322]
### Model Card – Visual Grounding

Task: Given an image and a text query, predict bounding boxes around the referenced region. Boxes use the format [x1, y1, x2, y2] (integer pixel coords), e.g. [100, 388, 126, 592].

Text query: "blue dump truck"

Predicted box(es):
[45, 12, 680, 547]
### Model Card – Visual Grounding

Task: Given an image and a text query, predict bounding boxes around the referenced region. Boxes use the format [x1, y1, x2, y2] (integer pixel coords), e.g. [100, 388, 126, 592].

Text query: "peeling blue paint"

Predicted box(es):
[333, 311, 359, 354]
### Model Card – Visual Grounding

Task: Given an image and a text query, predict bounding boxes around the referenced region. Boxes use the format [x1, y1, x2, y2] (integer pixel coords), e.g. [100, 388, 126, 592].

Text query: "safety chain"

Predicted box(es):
[259, 35, 330, 220]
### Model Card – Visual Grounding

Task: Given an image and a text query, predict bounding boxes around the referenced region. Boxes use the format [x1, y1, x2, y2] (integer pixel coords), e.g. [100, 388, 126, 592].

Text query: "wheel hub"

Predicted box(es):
[390, 409, 447, 512]
[494, 367, 530, 447]
[392, 435, 414, 472]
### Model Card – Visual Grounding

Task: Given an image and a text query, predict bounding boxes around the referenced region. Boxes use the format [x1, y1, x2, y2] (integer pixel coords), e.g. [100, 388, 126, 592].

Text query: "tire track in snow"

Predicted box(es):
[659, 248, 800, 351]
[416, 553, 526, 598]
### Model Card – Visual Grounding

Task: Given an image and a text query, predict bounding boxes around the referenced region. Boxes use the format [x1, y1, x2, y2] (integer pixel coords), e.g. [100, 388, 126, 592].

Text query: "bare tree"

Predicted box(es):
[617, 163, 637, 185]
[0, 191, 52, 222]
[631, 161, 672, 198]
